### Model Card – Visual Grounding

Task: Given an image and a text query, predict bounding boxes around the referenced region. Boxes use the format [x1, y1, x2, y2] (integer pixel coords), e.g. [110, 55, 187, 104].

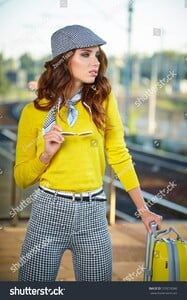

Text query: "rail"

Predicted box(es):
[127, 141, 187, 164]
[0, 127, 187, 226]
[127, 142, 187, 174]
[104, 174, 187, 225]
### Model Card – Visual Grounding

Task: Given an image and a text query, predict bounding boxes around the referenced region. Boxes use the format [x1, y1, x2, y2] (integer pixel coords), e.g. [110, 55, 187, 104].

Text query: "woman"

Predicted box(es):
[14, 24, 162, 281]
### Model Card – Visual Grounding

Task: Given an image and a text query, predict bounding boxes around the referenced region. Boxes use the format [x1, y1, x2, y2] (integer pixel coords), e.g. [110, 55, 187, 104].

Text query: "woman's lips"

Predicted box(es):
[89, 70, 98, 77]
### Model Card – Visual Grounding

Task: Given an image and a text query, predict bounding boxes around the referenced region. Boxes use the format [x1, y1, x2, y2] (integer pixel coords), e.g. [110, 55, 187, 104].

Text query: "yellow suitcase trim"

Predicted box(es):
[152, 239, 187, 281]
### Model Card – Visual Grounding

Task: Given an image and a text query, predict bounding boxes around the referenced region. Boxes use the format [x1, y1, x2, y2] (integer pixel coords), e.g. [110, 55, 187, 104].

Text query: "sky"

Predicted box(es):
[0, 0, 187, 59]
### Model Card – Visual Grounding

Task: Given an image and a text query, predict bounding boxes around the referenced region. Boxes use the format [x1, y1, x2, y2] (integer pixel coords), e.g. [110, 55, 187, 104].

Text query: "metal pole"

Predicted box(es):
[124, 0, 134, 128]
[108, 168, 116, 225]
[148, 55, 158, 135]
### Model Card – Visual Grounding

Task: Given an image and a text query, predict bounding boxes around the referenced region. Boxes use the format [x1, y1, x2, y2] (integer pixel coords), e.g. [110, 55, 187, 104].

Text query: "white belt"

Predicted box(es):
[39, 185, 104, 198]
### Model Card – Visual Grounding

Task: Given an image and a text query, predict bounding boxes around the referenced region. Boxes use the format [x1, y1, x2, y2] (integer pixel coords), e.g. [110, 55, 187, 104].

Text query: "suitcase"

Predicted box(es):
[144, 222, 187, 281]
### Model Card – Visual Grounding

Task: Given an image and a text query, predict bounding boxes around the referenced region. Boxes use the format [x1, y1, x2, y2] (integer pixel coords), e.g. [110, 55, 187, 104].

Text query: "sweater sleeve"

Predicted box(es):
[104, 92, 140, 191]
[14, 103, 48, 189]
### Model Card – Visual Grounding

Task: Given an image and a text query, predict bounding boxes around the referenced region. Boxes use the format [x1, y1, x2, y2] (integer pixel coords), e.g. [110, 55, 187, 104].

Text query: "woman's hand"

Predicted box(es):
[128, 187, 163, 233]
[40, 125, 64, 164]
[28, 81, 38, 91]
[141, 209, 163, 233]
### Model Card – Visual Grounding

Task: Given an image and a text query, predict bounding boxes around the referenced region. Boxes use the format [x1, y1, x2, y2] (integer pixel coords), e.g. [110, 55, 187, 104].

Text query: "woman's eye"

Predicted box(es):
[81, 52, 90, 57]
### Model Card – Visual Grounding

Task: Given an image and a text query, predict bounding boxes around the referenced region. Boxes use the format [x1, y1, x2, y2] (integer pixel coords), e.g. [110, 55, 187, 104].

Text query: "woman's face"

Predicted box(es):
[69, 46, 100, 89]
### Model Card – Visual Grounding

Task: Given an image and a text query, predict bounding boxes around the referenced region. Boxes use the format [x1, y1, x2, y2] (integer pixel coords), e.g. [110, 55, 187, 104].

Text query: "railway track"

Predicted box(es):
[114, 143, 187, 221]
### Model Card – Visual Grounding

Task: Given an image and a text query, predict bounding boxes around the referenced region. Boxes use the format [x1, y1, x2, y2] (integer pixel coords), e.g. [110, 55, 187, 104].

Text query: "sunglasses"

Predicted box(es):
[56, 100, 93, 137]
[61, 131, 93, 136]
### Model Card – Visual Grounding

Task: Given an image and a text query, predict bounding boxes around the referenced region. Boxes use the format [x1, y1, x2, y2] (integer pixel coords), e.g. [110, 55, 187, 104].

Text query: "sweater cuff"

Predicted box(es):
[32, 156, 49, 174]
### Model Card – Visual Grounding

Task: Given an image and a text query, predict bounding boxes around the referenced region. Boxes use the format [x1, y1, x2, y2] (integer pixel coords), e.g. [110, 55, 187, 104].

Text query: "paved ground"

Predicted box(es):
[0, 221, 187, 281]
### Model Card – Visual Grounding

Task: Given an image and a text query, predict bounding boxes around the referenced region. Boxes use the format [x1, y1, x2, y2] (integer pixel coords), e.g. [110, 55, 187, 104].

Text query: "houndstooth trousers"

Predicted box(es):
[18, 188, 112, 281]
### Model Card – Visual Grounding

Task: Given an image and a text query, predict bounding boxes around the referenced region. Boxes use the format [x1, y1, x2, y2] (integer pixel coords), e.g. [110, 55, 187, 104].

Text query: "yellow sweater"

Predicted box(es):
[14, 92, 140, 192]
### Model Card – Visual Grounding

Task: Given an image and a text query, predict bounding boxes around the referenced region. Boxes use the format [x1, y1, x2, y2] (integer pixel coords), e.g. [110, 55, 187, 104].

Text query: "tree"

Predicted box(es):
[0, 53, 10, 96]
[19, 53, 35, 81]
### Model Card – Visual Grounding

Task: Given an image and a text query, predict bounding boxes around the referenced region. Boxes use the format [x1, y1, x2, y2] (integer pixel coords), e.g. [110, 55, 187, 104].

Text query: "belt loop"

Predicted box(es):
[80, 193, 83, 202]
[53, 191, 58, 202]
[89, 193, 92, 202]
[72, 193, 75, 201]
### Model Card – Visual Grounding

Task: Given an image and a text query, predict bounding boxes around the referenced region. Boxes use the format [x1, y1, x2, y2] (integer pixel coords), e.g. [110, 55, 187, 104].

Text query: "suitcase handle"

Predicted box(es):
[150, 222, 184, 241]
[150, 221, 158, 235]
[144, 222, 157, 281]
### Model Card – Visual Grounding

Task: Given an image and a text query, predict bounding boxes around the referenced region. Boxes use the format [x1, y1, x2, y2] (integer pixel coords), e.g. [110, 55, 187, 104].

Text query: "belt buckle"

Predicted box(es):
[72, 193, 83, 201]
[80, 193, 83, 202]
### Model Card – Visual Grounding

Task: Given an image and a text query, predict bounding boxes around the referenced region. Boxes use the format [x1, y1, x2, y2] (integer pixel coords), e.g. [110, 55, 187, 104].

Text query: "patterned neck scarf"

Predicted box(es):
[42, 92, 82, 135]
[66, 91, 81, 127]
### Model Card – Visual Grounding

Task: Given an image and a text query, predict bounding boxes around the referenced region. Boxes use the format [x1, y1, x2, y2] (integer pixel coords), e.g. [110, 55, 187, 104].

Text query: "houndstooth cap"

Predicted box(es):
[51, 25, 106, 58]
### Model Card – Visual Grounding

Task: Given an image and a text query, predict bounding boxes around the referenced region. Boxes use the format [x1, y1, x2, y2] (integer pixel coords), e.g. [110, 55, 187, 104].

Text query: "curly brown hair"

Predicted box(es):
[34, 47, 111, 130]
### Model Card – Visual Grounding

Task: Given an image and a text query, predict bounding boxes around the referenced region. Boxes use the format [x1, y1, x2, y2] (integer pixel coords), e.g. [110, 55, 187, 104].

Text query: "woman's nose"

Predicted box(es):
[91, 57, 100, 66]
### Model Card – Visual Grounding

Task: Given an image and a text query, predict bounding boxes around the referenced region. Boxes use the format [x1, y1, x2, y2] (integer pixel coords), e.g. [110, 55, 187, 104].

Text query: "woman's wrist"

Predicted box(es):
[39, 152, 52, 164]
[137, 204, 150, 217]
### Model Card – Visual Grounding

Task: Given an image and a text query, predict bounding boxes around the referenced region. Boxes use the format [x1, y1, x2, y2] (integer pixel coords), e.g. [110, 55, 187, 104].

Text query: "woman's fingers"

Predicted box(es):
[44, 126, 64, 143]
[141, 211, 163, 233]
[45, 132, 64, 143]
[42, 125, 65, 160]
[51, 125, 63, 133]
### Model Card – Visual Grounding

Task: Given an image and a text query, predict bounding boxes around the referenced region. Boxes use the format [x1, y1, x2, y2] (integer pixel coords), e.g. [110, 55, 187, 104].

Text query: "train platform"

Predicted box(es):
[0, 221, 187, 281]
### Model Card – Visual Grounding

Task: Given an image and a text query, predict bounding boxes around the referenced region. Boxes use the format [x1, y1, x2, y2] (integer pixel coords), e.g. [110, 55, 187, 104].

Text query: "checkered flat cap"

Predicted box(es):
[51, 24, 106, 58]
